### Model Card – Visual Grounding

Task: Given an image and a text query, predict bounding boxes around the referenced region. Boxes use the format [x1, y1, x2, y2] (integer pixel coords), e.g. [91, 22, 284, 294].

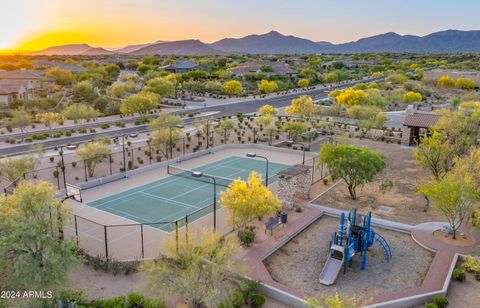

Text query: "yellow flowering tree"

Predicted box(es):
[223, 80, 243, 96]
[35, 112, 64, 131]
[76, 141, 112, 177]
[285, 95, 318, 121]
[258, 104, 278, 117]
[436, 75, 454, 87]
[297, 78, 309, 88]
[402, 91, 423, 103]
[258, 79, 278, 93]
[220, 172, 281, 231]
[335, 89, 368, 106]
[455, 77, 476, 90]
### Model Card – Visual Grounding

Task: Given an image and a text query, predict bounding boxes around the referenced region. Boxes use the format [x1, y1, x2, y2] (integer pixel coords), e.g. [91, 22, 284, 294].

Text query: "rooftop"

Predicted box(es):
[403, 112, 442, 128]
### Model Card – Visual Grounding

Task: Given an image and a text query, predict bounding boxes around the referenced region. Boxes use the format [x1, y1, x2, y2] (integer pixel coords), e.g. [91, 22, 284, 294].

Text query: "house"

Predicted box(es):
[0, 70, 51, 82]
[229, 61, 297, 78]
[0, 80, 35, 106]
[160, 60, 200, 73]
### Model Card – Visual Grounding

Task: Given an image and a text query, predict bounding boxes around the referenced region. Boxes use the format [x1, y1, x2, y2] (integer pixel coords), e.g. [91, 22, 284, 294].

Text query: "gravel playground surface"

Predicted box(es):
[313, 138, 446, 225]
[263, 216, 434, 303]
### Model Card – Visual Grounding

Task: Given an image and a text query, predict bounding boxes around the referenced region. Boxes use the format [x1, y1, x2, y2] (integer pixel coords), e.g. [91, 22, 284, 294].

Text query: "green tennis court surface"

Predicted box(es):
[88, 156, 289, 231]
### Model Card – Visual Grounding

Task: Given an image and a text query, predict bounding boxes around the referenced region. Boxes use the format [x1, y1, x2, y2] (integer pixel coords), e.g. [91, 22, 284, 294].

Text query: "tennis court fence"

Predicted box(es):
[64, 201, 231, 261]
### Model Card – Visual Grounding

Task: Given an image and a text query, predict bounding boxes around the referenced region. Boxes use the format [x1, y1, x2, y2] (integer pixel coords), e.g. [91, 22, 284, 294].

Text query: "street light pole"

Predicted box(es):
[286, 140, 306, 165]
[191, 171, 217, 232]
[246, 153, 269, 186]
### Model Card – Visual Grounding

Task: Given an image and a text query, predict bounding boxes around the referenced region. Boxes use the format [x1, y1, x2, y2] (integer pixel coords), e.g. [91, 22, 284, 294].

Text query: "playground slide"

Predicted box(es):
[319, 256, 343, 285]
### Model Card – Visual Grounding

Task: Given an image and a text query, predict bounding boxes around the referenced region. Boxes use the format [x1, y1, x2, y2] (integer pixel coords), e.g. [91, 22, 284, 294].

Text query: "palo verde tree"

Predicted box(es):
[148, 114, 183, 159]
[223, 80, 243, 96]
[215, 118, 234, 143]
[120, 91, 160, 121]
[8, 109, 31, 142]
[318, 143, 386, 200]
[285, 95, 318, 122]
[62, 103, 101, 126]
[220, 172, 281, 231]
[257, 79, 278, 93]
[35, 112, 64, 131]
[0, 181, 80, 291]
[0, 156, 36, 182]
[414, 131, 457, 181]
[418, 172, 476, 239]
[76, 141, 112, 177]
[141, 231, 240, 308]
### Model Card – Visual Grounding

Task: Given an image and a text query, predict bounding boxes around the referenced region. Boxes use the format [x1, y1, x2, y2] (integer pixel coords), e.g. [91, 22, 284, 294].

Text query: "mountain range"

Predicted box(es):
[26, 29, 480, 55]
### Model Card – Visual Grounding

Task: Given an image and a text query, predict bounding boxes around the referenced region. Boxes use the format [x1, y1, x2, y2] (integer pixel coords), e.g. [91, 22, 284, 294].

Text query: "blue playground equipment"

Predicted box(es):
[319, 208, 392, 285]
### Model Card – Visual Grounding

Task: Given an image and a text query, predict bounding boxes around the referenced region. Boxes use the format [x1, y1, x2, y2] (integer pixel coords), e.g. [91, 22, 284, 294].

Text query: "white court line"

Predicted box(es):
[140, 191, 201, 209]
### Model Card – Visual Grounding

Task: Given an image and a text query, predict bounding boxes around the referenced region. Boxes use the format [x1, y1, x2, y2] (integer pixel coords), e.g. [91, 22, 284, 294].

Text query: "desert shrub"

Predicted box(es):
[432, 295, 448, 308]
[238, 226, 255, 246]
[475, 271, 480, 281]
[101, 123, 110, 129]
[250, 294, 265, 308]
[425, 303, 438, 308]
[462, 255, 480, 272]
[453, 268, 466, 282]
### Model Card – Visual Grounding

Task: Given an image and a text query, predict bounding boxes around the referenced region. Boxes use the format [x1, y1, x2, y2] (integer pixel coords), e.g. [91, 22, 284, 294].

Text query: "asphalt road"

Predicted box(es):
[0, 77, 383, 157]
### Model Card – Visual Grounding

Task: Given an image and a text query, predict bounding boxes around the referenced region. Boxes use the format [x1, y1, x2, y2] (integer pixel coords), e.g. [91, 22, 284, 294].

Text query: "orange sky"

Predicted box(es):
[2, 0, 479, 51]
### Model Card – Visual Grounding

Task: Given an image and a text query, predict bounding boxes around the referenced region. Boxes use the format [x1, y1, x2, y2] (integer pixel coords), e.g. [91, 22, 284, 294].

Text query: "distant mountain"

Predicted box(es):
[24, 29, 480, 55]
[131, 39, 220, 55]
[30, 44, 94, 55]
[320, 30, 480, 53]
[210, 30, 321, 54]
[81, 47, 114, 55]
[114, 40, 167, 54]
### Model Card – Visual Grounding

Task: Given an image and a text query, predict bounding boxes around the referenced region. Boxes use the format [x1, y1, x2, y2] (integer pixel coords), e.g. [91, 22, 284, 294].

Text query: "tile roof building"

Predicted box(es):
[401, 105, 442, 146]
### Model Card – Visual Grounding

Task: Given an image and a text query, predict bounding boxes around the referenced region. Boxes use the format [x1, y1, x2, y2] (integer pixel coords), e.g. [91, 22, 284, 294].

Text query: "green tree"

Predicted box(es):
[76, 142, 111, 177]
[0, 181, 80, 291]
[215, 118, 234, 142]
[414, 132, 456, 181]
[319, 143, 386, 200]
[223, 80, 243, 96]
[149, 114, 183, 159]
[62, 103, 101, 126]
[72, 80, 97, 103]
[284, 121, 308, 141]
[418, 173, 476, 239]
[8, 109, 31, 141]
[141, 231, 239, 308]
[0, 156, 36, 182]
[120, 92, 160, 120]
[45, 67, 74, 85]
[145, 77, 175, 97]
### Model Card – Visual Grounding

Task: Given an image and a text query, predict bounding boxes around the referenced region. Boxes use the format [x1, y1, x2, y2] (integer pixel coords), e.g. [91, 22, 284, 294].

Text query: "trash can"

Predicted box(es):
[280, 211, 288, 224]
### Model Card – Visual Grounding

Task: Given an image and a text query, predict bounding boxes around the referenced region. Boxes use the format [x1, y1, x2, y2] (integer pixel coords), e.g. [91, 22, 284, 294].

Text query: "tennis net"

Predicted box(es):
[167, 165, 235, 188]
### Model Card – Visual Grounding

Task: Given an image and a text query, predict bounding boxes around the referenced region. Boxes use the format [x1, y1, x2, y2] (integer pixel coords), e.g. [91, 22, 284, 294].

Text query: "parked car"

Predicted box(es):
[129, 133, 139, 138]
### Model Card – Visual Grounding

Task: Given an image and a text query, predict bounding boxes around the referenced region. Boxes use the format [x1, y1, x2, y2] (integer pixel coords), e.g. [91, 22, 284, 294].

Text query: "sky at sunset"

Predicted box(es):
[2, 0, 480, 51]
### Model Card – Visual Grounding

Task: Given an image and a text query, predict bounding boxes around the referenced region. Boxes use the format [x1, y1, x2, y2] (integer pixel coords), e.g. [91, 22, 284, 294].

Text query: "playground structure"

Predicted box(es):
[319, 208, 392, 285]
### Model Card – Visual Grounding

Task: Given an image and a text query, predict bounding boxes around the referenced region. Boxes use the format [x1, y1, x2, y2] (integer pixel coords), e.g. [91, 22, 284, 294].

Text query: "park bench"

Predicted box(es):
[265, 216, 282, 235]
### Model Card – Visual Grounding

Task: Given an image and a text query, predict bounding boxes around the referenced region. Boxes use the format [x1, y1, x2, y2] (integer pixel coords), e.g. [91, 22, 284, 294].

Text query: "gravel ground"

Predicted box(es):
[445, 272, 480, 308]
[263, 216, 434, 303]
[312, 138, 446, 225]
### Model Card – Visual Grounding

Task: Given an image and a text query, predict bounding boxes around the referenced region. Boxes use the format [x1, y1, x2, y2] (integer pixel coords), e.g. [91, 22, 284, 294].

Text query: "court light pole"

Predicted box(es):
[245, 153, 269, 186]
[58, 146, 67, 192]
[286, 140, 306, 165]
[191, 171, 216, 232]
[169, 124, 184, 159]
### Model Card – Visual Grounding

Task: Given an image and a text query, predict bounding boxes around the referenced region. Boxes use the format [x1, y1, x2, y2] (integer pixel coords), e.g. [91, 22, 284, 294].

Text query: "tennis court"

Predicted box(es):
[87, 156, 289, 231]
